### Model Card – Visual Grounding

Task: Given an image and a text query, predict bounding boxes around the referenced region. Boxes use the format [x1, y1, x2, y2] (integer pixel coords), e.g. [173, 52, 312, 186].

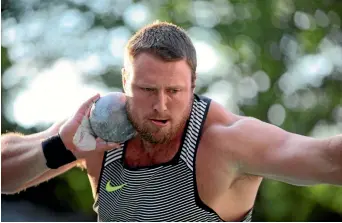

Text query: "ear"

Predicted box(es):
[192, 73, 197, 93]
[122, 68, 127, 93]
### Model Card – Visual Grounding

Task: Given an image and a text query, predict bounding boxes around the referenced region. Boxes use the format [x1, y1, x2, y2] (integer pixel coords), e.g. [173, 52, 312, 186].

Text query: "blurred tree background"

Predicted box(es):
[1, 0, 342, 221]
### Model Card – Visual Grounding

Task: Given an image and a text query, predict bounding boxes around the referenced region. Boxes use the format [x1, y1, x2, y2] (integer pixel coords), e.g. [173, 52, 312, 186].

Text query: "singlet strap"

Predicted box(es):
[104, 144, 124, 167]
[180, 94, 211, 172]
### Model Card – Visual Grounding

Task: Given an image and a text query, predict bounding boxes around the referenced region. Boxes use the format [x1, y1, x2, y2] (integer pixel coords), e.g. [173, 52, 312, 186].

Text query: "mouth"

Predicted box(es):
[150, 119, 169, 126]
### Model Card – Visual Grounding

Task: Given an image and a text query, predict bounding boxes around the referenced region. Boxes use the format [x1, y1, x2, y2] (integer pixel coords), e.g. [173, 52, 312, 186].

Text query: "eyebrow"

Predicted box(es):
[166, 86, 184, 89]
[133, 83, 185, 89]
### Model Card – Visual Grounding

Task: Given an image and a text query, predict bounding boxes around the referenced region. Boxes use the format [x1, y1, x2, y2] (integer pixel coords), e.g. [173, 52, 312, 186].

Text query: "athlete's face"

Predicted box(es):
[123, 52, 193, 144]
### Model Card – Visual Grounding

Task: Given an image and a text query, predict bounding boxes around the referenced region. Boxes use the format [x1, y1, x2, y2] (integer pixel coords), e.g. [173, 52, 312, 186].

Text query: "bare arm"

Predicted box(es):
[1, 94, 119, 194]
[216, 118, 342, 186]
[2, 131, 54, 193]
[1, 122, 81, 194]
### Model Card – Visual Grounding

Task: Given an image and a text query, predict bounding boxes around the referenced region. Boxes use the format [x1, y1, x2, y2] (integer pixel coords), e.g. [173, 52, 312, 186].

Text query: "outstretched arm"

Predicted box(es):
[217, 118, 342, 186]
[1, 94, 119, 194]
[1, 121, 76, 194]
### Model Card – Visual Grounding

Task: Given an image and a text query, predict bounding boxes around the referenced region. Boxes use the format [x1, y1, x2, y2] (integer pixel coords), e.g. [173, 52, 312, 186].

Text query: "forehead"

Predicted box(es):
[128, 52, 192, 86]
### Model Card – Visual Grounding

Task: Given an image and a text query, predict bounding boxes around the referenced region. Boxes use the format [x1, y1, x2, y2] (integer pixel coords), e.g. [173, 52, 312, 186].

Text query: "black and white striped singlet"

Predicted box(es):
[93, 94, 253, 222]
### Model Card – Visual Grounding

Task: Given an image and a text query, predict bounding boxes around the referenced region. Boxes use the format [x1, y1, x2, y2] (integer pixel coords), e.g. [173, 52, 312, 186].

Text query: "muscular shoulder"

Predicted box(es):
[197, 99, 262, 185]
[199, 99, 260, 161]
[200, 100, 290, 168]
[201, 99, 243, 134]
[199, 99, 242, 158]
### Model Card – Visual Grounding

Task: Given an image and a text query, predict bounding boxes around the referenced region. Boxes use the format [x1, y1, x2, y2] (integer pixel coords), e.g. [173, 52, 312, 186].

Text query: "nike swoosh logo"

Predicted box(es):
[105, 180, 126, 192]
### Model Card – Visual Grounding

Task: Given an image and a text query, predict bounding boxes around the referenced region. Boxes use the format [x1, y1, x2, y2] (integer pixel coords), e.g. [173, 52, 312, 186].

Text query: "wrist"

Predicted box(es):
[42, 134, 77, 169]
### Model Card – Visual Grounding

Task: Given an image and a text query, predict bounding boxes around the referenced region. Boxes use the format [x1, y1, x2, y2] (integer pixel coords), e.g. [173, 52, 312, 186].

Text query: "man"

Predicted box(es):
[1, 21, 342, 222]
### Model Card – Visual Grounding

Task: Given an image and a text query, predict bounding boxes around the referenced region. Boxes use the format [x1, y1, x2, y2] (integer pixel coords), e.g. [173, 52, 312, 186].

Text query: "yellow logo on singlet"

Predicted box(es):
[105, 180, 126, 192]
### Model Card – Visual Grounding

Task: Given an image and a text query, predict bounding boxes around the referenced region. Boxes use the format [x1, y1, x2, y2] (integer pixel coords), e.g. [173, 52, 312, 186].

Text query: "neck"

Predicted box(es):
[140, 140, 158, 155]
[139, 132, 183, 157]
[125, 127, 187, 167]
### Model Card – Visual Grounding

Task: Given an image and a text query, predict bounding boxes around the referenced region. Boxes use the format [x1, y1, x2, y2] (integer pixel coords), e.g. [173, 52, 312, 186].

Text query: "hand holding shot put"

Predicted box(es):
[60, 92, 129, 156]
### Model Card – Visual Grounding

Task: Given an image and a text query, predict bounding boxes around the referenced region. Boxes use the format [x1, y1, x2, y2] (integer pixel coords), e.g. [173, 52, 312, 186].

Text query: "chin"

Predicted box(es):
[140, 129, 175, 144]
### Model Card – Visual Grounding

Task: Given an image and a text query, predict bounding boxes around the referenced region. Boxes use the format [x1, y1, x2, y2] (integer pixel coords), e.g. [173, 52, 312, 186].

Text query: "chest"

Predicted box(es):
[123, 141, 181, 168]
[95, 159, 221, 222]
[84, 142, 238, 205]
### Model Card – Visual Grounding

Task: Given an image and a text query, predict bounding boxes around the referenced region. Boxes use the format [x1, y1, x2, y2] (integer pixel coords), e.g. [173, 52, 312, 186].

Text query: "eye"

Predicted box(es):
[141, 87, 154, 92]
[168, 89, 180, 94]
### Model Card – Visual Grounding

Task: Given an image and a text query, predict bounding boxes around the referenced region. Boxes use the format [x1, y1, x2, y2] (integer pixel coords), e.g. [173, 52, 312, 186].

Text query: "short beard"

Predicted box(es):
[138, 129, 171, 144]
[126, 96, 193, 145]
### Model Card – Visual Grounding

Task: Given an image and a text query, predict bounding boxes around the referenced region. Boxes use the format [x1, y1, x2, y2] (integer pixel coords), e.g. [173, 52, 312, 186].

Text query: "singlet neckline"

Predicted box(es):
[121, 100, 194, 171]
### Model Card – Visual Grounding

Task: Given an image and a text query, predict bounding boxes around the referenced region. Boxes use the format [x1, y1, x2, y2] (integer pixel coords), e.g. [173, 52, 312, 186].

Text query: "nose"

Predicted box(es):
[153, 90, 167, 113]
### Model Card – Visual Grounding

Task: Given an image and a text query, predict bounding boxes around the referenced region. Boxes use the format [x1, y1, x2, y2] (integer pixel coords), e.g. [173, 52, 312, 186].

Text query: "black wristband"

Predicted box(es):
[42, 134, 77, 169]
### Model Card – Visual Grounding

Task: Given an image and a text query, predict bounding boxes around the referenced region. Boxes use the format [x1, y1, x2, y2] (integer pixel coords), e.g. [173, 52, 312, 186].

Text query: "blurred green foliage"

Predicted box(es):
[1, 0, 342, 221]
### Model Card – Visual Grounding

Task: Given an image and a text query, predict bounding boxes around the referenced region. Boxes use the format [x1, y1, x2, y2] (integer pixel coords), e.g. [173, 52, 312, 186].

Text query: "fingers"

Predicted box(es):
[95, 138, 121, 151]
[76, 93, 100, 117]
[86, 104, 92, 118]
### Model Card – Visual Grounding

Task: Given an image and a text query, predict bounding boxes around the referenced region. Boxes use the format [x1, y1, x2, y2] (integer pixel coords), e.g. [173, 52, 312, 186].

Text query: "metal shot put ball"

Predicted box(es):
[89, 92, 136, 143]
